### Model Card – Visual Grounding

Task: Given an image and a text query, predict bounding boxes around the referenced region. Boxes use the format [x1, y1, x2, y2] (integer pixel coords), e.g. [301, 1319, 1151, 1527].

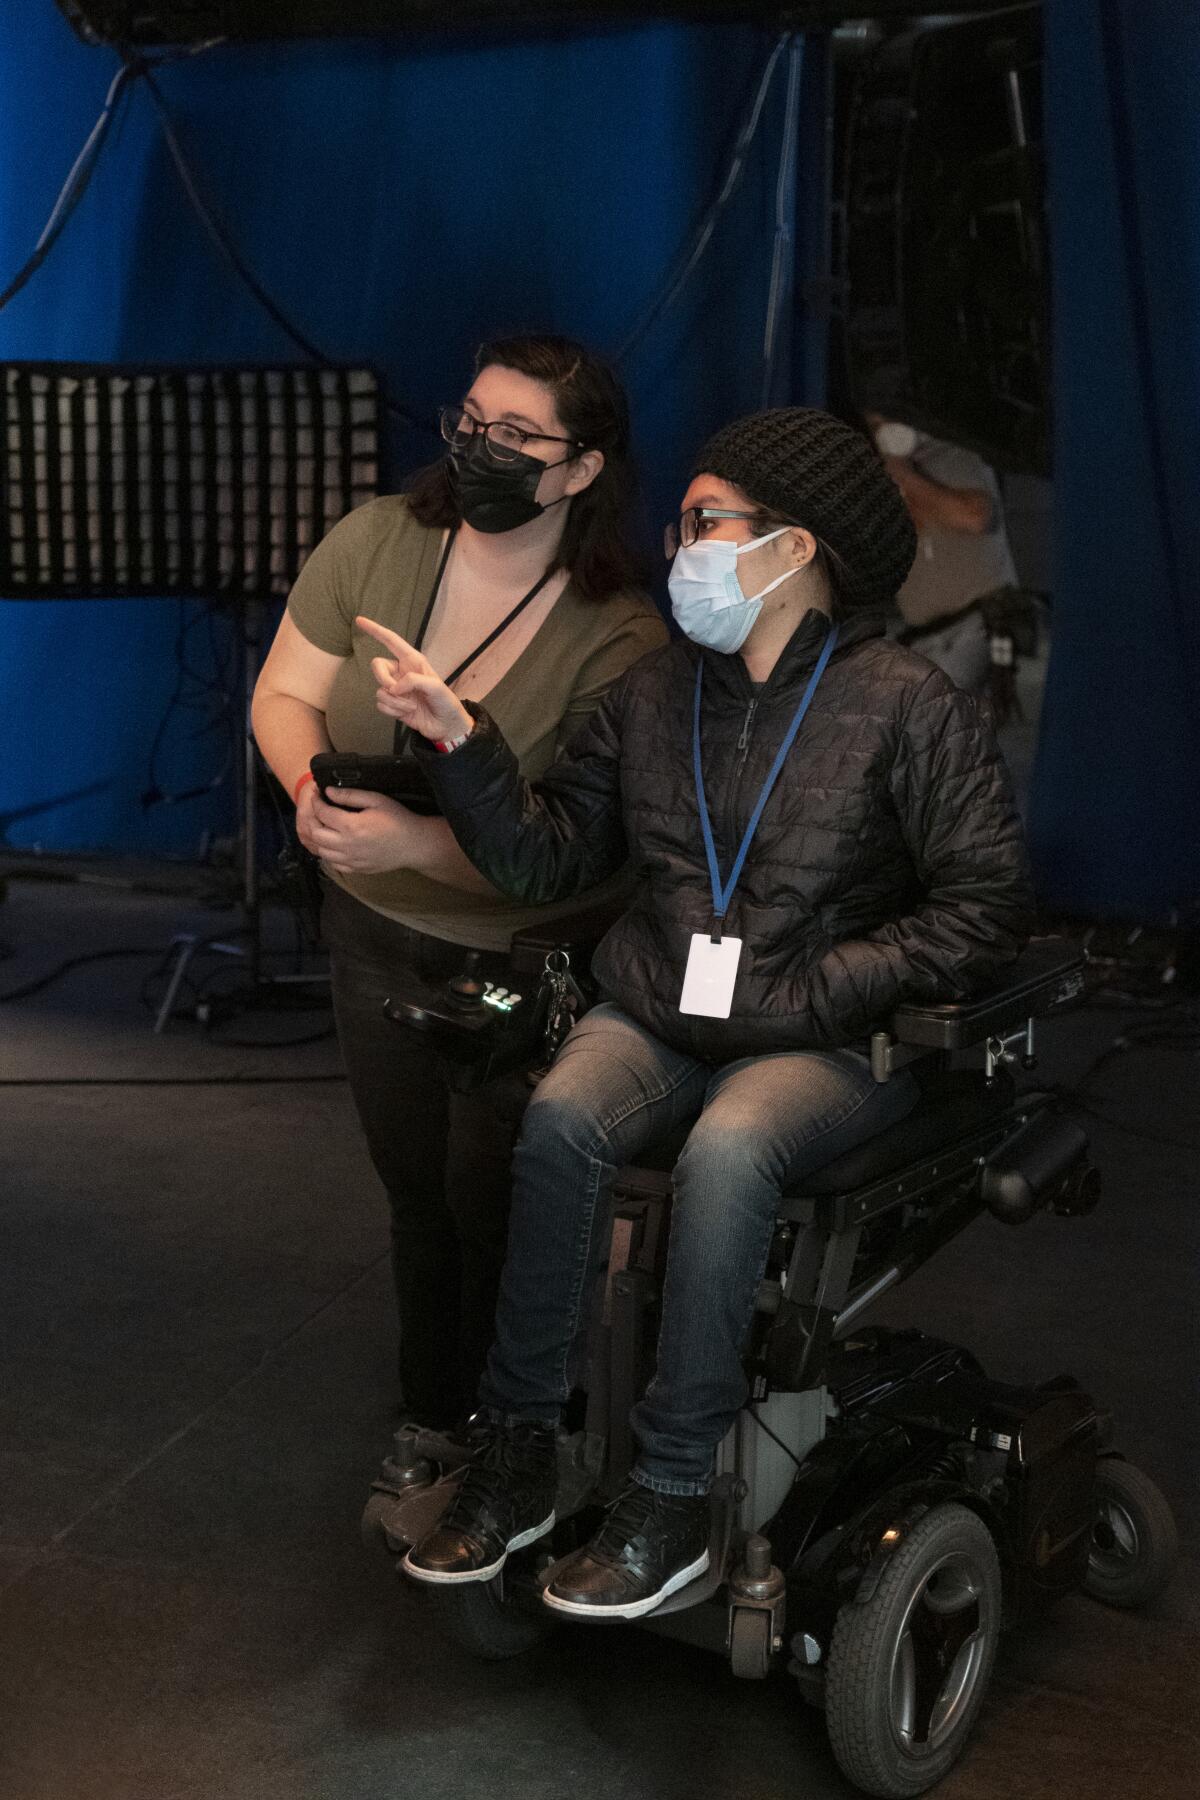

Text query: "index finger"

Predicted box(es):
[355, 616, 422, 665]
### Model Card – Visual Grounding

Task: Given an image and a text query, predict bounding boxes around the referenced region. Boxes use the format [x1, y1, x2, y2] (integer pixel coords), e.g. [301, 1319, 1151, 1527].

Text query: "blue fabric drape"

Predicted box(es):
[0, 15, 823, 855]
[1032, 0, 1200, 920]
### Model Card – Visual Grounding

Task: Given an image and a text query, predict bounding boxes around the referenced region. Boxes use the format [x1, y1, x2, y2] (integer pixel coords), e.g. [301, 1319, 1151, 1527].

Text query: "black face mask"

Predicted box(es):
[448, 439, 571, 534]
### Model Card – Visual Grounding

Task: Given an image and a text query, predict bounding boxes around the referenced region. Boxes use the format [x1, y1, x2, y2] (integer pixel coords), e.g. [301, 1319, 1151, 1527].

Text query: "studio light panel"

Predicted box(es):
[1, 364, 381, 600]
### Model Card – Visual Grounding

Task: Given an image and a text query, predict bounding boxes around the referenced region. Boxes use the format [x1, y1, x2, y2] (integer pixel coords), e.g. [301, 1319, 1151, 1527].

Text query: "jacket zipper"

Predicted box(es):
[721, 696, 759, 878]
[735, 697, 759, 766]
[714, 629, 836, 904]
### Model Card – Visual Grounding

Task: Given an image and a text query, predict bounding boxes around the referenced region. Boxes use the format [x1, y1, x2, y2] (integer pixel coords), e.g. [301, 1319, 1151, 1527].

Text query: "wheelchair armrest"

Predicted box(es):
[886, 937, 1085, 1052]
[508, 898, 624, 979]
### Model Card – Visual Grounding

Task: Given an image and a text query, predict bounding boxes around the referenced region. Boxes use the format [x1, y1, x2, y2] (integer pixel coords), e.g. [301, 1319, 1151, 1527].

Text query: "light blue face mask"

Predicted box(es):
[667, 527, 798, 654]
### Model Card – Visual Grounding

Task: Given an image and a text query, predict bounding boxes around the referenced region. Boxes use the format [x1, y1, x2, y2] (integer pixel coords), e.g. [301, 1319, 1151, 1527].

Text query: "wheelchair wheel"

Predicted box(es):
[1083, 1458, 1178, 1610]
[825, 1503, 1001, 1799]
[433, 1574, 554, 1661]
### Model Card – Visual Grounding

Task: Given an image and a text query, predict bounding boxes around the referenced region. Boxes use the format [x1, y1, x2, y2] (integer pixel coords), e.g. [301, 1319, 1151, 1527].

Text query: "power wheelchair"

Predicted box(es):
[363, 926, 1178, 1799]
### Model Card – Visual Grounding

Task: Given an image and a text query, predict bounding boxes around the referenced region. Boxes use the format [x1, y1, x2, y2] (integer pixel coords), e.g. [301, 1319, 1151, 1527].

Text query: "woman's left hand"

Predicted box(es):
[304, 786, 427, 876]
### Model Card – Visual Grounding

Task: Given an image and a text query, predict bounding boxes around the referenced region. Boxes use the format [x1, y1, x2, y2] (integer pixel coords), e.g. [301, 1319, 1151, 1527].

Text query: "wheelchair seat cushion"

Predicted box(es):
[786, 1070, 1014, 1196]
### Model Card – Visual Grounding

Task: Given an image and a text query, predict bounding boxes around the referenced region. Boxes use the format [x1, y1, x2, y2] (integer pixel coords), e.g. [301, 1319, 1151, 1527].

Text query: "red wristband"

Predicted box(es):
[292, 769, 316, 805]
[433, 727, 473, 754]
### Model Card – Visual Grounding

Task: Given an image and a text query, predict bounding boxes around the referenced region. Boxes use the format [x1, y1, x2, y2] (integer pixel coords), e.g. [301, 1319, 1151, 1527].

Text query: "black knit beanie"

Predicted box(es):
[692, 407, 916, 611]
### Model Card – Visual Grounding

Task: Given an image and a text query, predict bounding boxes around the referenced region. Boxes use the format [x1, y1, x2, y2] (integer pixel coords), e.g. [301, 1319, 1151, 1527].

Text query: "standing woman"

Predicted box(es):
[251, 335, 667, 1429]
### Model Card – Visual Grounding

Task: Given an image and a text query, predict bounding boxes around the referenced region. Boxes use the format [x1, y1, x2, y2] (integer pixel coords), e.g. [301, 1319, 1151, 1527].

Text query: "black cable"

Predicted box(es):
[743, 1402, 806, 1475]
[135, 60, 433, 438]
[1060, 1097, 1200, 1155]
[612, 33, 790, 367]
[142, 600, 236, 808]
[0, 42, 218, 316]
[1069, 1000, 1199, 1095]
[0, 946, 163, 1004]
[0, 935, 329, 1038]
[1049, 995, 1200, 1153]
[0, 62, 138, 313]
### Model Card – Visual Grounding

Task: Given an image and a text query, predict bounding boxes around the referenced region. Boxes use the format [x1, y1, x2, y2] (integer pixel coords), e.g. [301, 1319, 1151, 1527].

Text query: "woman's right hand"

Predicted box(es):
[355, 615, 474, 744]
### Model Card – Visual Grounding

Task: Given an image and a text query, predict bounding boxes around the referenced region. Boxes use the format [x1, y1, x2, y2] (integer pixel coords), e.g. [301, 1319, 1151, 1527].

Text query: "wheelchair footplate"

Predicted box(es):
[361, 1424, 470, 1552]
[534, 1473, 739, 1622]
[362, 1428, 606, 1557]
[363, 1471, 459, 1554]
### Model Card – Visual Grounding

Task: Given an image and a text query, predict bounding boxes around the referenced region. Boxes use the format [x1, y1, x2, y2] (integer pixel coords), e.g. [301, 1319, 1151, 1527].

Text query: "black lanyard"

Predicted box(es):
[393, 530, 556, 753]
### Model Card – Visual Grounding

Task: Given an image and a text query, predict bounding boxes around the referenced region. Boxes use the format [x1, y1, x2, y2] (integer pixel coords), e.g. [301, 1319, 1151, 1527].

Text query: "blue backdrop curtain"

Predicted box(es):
[1033, 0, 1200, 922]
[0, 11, 827, 856]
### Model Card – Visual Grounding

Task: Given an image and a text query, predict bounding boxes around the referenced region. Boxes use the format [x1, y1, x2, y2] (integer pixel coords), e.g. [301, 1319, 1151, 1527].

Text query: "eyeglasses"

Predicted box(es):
[663, 506, 798, 559]
[439, 404, 584, 465]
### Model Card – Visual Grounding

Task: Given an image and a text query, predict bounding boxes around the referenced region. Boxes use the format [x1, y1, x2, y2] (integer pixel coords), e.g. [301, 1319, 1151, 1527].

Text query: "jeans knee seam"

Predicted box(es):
[572, 1062, 703, 1162]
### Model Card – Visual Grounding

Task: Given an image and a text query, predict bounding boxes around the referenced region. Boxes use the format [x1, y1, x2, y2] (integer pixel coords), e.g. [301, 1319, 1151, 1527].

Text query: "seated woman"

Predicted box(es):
[356, 407, 1035, 1620]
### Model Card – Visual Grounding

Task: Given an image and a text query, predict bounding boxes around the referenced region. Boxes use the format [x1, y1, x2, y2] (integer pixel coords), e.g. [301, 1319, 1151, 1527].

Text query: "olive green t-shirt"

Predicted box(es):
[288, 495, 667, 950]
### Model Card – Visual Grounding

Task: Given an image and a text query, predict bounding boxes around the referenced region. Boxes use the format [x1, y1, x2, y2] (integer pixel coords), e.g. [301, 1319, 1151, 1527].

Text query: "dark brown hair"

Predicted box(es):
[406, 333, 645, 603]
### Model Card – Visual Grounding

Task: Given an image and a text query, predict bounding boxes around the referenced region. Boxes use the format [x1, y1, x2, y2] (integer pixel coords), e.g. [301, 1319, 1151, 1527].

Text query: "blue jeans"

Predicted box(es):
[480, 1004, 919, 1495]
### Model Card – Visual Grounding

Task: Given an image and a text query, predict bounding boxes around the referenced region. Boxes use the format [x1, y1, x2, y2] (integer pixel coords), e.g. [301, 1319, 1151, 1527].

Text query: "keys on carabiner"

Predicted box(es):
[527, 949, 587, 1088]
[562, 966, 589, 1012]
[541, 949, 583, 1059]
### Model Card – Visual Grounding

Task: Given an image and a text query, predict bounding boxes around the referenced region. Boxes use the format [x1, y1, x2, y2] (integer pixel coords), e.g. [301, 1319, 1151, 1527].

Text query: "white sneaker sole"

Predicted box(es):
[542, 1547, 710, 1620]
[402, 1511, 556, 1585]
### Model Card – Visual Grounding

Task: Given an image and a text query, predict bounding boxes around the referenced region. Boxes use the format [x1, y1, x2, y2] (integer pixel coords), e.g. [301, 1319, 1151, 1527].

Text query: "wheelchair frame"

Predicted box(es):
[365, 936, 1178, 1798]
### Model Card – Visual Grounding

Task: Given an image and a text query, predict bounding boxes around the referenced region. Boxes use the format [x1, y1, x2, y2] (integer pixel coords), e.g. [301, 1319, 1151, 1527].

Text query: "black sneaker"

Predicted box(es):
[542, 1480, 710, 1619]
[402, 1417, 557, 1585]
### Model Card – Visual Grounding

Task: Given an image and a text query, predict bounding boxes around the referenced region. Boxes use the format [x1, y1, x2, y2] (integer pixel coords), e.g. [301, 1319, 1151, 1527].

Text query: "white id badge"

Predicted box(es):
[679, 933, 742, 1018]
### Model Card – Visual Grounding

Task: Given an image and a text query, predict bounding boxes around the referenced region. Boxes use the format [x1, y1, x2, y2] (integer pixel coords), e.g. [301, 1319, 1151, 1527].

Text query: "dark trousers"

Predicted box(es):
[322, 880, 528, 1427]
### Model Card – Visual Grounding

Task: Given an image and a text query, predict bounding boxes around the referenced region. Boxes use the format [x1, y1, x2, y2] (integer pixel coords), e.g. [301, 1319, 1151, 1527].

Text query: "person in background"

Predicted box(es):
[251, 334, 666, 1432]
[867, 413, 1018, 693]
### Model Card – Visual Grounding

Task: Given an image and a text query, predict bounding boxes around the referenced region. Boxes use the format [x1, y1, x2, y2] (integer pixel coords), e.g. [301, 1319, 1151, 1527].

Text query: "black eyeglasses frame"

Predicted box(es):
[663, 506, 800, 559]
[439, 404, 584, 465]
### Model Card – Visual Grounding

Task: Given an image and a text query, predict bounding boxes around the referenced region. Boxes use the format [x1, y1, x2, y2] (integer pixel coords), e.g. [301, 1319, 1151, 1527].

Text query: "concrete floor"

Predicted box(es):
[0, 869, 1196, 1800]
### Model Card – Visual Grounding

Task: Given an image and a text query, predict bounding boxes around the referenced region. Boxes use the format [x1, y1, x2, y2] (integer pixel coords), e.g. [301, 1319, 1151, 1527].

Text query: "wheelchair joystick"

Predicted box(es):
[446, 950, 487, 1010]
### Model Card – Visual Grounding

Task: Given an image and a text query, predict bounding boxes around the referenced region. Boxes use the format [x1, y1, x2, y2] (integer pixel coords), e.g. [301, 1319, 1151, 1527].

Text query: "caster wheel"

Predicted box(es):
[434, 1572, 555, 1661]
[1084, 1458, 1178, 1609]
[730, 1607, 775, 1679]
[825, 1503, 1001, 1798]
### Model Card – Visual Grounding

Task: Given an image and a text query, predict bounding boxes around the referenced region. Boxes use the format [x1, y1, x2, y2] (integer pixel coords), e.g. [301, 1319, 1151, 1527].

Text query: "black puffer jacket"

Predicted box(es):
[418, 609, 1035, 1060]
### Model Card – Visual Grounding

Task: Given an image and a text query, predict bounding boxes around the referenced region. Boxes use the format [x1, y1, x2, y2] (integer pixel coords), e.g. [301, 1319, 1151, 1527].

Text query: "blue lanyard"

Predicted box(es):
[692, 626, 839, 941]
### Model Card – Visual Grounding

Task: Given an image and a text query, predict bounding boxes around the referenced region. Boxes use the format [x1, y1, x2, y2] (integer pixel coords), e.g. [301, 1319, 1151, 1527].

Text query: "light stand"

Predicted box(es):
[1, 361, 384, 1030]
[151, 595, 333, 1033]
